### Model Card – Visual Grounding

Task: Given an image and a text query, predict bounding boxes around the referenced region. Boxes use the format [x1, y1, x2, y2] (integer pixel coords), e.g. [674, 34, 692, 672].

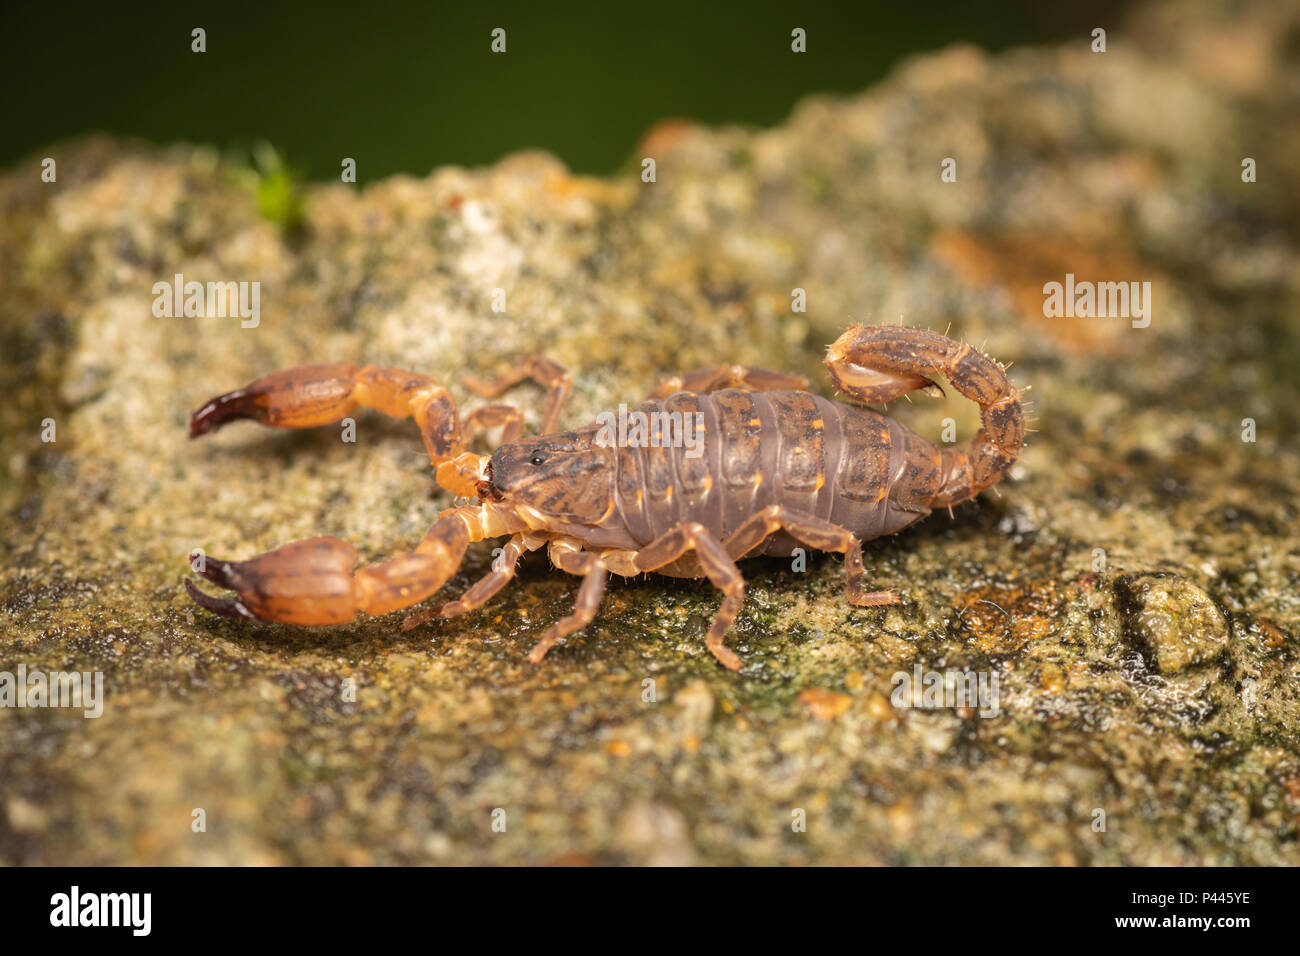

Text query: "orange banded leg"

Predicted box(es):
[462, 356, 573, 436]
[462, 404, 525, 446]
[185, 512, 472, 625]
[399, 531, 539, 631]
[649, 364, 809, 399]
[524, 543, 608, 664]
[722, 505, 899, 608]
[631, 522, 746, 671]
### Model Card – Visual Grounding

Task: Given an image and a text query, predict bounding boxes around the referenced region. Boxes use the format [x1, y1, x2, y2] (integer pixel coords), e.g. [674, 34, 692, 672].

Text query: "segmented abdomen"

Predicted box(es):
[611, 389, 943, 550]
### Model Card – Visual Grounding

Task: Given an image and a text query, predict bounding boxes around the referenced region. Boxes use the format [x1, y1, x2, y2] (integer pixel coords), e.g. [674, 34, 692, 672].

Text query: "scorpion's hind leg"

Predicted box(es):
[825, 325, 1025, 507]
[185, 512, 472, 626]
[722, 505, 901, 608]
[648, 365, 809, 399]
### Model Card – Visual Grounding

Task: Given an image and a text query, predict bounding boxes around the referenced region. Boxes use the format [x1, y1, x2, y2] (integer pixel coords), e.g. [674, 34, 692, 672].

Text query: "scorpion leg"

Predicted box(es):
[525, 542, 608, 664]
[462, 356, 573, 435]
[825, 325, 1025, 507]
[631, 523, 747, 670]
[722, 505, 900, 607]
[648, 365, 809, 399]
[462, 404, 526, 445]
[184, 511, 472, 625]
[400, 530, 548, 630]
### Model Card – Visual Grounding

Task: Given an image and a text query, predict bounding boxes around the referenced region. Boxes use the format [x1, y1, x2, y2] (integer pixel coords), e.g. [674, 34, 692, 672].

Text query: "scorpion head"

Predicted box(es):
[483, 428, 615, 525]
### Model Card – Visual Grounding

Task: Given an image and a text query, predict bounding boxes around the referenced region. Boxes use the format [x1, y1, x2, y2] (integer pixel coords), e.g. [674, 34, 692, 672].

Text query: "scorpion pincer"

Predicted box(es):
[184, 325, 1024, 670]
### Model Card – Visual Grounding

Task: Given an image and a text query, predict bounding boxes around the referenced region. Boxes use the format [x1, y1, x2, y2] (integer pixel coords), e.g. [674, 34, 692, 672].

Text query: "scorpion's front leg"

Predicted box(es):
[504, 529, 748, 669]
[524, 539, 608, 665]
[399, 530, 549, 631]
[461, 356, 573, 436]
[184, 510, 474, 625]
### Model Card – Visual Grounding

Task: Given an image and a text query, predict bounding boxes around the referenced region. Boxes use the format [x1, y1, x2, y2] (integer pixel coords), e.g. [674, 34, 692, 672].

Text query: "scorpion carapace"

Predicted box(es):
[184, 325, 1024, 670]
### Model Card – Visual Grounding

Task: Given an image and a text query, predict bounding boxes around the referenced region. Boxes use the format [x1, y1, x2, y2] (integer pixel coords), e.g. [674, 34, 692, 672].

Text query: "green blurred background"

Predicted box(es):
[3, 0, 1131, 182]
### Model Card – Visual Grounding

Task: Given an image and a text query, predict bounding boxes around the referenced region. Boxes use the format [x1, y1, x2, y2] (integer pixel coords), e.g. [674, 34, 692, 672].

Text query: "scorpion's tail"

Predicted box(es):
[825, 324, 1025, 508]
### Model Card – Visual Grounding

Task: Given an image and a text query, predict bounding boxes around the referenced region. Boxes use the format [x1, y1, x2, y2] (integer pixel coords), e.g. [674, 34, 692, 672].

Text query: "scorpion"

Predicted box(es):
[185, 324, 1024, 670]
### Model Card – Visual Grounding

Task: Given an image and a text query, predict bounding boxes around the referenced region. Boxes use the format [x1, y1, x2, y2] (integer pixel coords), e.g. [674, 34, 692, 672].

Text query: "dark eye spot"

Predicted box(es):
[529, 453, 546, 466]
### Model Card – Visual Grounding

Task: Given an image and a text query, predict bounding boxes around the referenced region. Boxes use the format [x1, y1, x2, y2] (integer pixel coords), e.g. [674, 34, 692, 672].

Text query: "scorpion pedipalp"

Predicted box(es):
[182, 357, 552, 627]
[184, 517, 475, 627]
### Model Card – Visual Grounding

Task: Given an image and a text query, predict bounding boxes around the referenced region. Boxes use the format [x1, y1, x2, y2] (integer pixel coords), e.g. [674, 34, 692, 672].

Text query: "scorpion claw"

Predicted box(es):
[184, 538, 363, 625]
[184, 577, 256, 620]
[196, 555, 242, 589]
[189, 363, 362, 438]
[189, 387, 259, 437]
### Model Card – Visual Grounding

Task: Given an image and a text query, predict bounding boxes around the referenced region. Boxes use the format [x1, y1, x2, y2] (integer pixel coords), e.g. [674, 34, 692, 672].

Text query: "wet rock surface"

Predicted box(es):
[2, 0, 1298, 864]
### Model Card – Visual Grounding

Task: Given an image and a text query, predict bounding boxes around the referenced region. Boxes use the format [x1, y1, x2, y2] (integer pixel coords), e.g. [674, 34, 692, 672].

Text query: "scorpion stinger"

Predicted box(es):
[825, 324, 1025, 508]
